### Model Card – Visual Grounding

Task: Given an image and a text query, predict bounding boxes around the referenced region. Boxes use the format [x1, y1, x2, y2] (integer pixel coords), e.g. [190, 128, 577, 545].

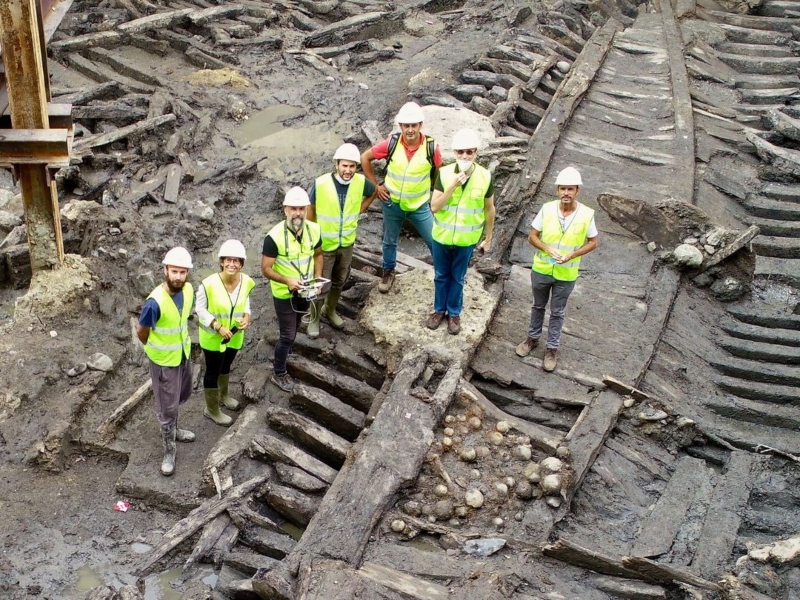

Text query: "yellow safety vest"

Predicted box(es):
[385, 135, 435, 211]
[432, 163, 491, 247]
[315, 173, 365, 251]
[267, 220, 321, 299]
[198, 273, 255, 351]
[144, 283, 194, 367]
[532, 201, 594, 281]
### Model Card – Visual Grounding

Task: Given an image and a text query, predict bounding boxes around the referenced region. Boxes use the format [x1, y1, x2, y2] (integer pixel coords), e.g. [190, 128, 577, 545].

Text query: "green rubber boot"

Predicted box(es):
[306, 299, 322, 338]
[218, 374, 240, 411]
[323, 289, 345, 330]
[203, 388, 232, 427]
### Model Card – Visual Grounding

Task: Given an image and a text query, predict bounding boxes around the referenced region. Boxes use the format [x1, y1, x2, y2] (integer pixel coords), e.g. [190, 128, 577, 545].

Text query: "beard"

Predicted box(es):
[288, 216, 304, 231]
[166, 278, 185, 293]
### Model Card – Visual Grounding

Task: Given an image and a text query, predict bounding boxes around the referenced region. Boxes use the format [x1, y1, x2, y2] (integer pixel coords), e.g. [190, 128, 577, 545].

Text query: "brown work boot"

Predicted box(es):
[447, 315, 461, 335]
[543, 348, 558, 372]
[515, 336, 538, 357]
[426, 312, 445, 330]
[378, 269, 395, 293]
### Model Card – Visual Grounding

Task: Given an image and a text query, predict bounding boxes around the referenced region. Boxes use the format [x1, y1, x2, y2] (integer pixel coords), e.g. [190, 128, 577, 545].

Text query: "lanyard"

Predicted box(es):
[217, 273, 240, 323]
[283, 222, 313, 280]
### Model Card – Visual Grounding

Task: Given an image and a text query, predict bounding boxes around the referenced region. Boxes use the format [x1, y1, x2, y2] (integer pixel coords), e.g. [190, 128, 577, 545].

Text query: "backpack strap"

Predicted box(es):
[386, 133, 400, 166]
[426, 137, 435, 170]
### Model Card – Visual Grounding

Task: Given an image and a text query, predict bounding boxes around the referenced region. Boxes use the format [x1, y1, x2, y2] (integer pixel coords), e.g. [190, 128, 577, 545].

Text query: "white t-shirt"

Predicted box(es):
[531, 203, 598, 238]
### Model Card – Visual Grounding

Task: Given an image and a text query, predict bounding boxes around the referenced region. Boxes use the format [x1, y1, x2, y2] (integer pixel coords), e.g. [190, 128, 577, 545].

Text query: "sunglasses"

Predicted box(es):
[455, 149, 476, 156]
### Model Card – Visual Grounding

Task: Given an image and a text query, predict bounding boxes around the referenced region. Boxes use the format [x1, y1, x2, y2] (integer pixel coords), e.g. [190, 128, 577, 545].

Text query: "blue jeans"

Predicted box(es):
[528, 271, 576, 349]
[382, 200, 434, 270]
[432, 241, 476, 317]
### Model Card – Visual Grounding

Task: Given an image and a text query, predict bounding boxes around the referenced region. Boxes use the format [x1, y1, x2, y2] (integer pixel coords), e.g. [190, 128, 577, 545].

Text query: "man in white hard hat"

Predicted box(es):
[516, 167, 598, 372]
[428, 129, 495, 335]
[361, 101, 443, 293]
[196, 239, 256, 426]
[261, 187, 323, 392]
[136, 246, 196, 477]
[305, 143, 376, 338]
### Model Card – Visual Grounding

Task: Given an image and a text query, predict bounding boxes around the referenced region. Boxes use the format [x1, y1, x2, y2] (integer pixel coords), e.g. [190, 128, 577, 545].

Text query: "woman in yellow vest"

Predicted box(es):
[516, 167, 598, 372]
[428, 129, 495, 335]
[196, 239, 255, 426]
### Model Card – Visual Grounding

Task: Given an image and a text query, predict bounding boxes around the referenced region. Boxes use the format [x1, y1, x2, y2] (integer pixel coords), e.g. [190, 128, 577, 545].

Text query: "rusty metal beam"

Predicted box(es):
[0, 0, 65, 269]
[0, 103, 72, 130]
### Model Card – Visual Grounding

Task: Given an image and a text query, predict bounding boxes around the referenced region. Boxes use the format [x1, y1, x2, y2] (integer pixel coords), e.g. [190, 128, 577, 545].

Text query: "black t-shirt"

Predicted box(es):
[434, 165, 494, 197]
[308, 174, 376, 209]
[262, 222, 322, 258]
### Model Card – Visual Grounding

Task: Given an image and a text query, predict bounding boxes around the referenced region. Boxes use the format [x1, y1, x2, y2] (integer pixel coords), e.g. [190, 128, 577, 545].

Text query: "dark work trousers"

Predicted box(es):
[527, 270, 577, 350]
[273, 295, 309, 376]
[321, 244, 354, 292]
[202, 347, 239, 389]
[149, 356, 193, 428]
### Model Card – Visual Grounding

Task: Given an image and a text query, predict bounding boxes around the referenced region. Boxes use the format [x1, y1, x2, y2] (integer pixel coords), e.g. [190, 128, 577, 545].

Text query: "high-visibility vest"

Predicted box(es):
[532, 201, 595, 282]
[143, 283, 194, 367]
[432, 163, 491, 247]
[384, 135, 435, 211]
[315, 173, 365, 251]
[266, 220, 321, 299]
[198, 273, 255, 351]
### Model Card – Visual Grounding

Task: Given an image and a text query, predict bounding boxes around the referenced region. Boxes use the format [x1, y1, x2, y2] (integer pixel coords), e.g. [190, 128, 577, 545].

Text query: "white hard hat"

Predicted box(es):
[218, 239, 247, 260]
[283, 186, 310, 207]
[452, 129, 481, 151]
[395, 101, 425, 124]
[333, 143, 361, 163]
[555, 166, 583, 186]
[162, 246, 193, 269]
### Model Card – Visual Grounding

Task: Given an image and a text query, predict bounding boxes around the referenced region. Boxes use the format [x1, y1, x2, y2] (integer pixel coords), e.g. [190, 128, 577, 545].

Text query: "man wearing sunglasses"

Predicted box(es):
[427, 129, 495, 335]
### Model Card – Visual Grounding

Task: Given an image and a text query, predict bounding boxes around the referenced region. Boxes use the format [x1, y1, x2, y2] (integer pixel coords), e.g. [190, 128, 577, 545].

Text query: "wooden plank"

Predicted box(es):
[163, 163, 182, 204]
[260, 482, 321, 527]
[267, 406, 351, 467]
[478, 18, 621, 272]
[73, 114, 175, 152]
[289, 382, 365, 441]
[183, 513, 230, 570]
[543, 537, 643, 579]
[631, 456, 709, 558]
[359, 562, 448, 600]
[287, 353, 376, 412]
[692, 451, 759, 578]
[622, 556, 722, 592]
[96, 379, 152, 442]
[49, 30, 123, 53]
[118, 8, 194, 33]
[303, 12, 387, 48]
[250, 433, 337, 484]
[201, 404, 262, 495]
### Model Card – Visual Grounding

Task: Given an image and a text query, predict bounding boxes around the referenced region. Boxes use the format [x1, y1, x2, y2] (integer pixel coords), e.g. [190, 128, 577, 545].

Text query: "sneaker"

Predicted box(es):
[378, 269, 395, 293]
[447, 315, 461, 335]
[426, 312, 445, 330]
[543, 348, 558, 372]
[515, 337, 539, 357]
[271, 372, 295, 392]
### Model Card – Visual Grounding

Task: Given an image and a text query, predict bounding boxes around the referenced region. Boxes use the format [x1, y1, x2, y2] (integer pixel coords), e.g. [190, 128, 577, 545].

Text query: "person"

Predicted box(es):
[306, 143, 376, 338]
[428, 129, 495, 335]
[136, 247, 195, 477]
[261, 187, 323, 392]
[516, 167, 598, 372]
[361, 101, 443, 293]
[196, 239, 255, 426]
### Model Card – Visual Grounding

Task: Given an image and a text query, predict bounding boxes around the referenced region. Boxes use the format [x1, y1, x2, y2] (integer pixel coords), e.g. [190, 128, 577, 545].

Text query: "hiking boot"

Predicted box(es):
[324, 289, 345, 330]
[203, 388, 233, 427]
[218, 374, 240, 411]
[378, 269, 395, 293]
[425, 311, 445, 330]
[515, 337, 539, 357]
[447, 315, 461, 335]
[543, 348, 558, 372]
[160, 423, 176, 477]
[271, 372, 295, 392]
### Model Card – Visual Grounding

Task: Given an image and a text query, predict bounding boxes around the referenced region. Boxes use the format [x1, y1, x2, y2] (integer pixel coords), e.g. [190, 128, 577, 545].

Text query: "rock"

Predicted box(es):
[433, 500, 454, 520]
[540, 457, 563, 472]
[468, 416, 482, 430]
[704, 244, 715, 255]
[1, 225, 26, 248]
[487, 431, 504, 445]
[710, 276, 746, 301]
[556, 61, 571, 74]
[444, 415, 456, 424]
[391, 519, 405, 532]
[638, 409, 668, 421]
[434, 484, 449, 497]
[554, 446, 570, 460]
[646, 241, 657, 252]
[459, 447, 477, 462]
[623, 397, 636, 408]
[227, 95, 248, 121]
[442, 436, 453, 450]
[67, 363, 87, 377]
[469, 469, 480, 479]
[767, 535, 800, 564]
[0, 211, 22, 232]
[503, 476, 515, 488]
[676, 416, 695, 428]
[443, 427, 454, 437]
[0, 189, 14, 209]
[465, 489, 484, 508]
[541, 473, 562, 494]
[492, 517, 504, 528]
[706, 228, 723, 246]
[463, 537, 506, 557]
[683, 237, 699, 245]
[402, 501, 421, 517]
[87, 353, 114, 372]
[496, 421, 510, 433]
[523, 462, 541, 482]
[49, 330, 58, 338]
[673, 244, 704, 268]
[475, 446, 490, 458]
[455, 506, 468, 518]
[132, 270, 156, 298]
[515, 481, 533, 499]
[513, 445, 532, 460]
[185, 200, 214, 221]
[494, 482, 508, 496]
[546, 496, 562, 508]
[358, 82, 369, 90]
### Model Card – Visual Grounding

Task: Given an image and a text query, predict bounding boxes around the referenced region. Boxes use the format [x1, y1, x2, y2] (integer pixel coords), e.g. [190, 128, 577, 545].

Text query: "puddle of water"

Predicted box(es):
[233, 105, 306, 147]
[72, 565, 103, 593]
[280, 522, 305, 541]
[405, 537, 442, 552]
[131, 542, 152, 554]
[144, 565, 217, 600]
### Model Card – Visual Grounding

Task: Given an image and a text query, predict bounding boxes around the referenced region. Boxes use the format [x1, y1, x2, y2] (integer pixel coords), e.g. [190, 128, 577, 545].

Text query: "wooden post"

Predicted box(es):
[0, 0, 64, 270]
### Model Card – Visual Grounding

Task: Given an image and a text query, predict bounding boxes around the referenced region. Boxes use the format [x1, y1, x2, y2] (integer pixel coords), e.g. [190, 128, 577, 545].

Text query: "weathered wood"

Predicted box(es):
[275, 463, 327, 493]
[543, 538, 644, 579]
[692, 452, 759, 578]
[53, 81, 125, 106]
[259, 482, 321, 527]
[72, 103, 147, 122]
[631, 456, 709, 558]
[157, 28, 237, 63]
[267, 406, 350, 467]
[119, 169, 168, 205]
[185, 46, 233, 70]
[699, 224, 760, 271]
[249, 434, 337, 484]
[359, 562, 449, 599]
[209, 522, 240, 565]
[134, 474, 268, 576]
[49, 30, 123, 53]
[66, 53, 156, 94]
[163, 164, 182, 204]
[590, 575, 667, 599]
[237, 524, 296, 559]
[621, 556, 722, 592]
[183, 513, 230, 570]
[457, 380, 563, 452]
[479, 18, 621, 270]
[96, 379, 151, 442]
[287, 354, 375, 413]
[303, 12, 387, 48]
[73, 114, 176, 152]
[223, 549, 279, 576]
[289, 383, 365, 442]
[228, 503, 282, 533]
[189, 4, 244, 25]
[85, 46, 166, 87]
[118, 8, 194, 33]
[602, 376, 649, 400]
[201, 404, 262, 495]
